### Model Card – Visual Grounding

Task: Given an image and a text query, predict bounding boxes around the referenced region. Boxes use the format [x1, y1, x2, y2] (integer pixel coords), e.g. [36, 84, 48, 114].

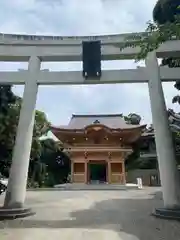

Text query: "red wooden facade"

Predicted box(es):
[51, 114, 145, 184]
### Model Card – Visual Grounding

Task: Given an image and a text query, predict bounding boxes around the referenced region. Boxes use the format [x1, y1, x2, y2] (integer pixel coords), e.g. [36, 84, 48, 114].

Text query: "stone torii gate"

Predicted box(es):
[0, 33, 180, 220]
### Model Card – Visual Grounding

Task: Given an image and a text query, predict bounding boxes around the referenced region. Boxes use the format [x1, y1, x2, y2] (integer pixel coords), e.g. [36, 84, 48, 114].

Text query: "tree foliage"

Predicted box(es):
[125, 141, 141, 171]
[0, 85, 70, 186]
[153, 0, 180, 24]
[0, 85, 51, 176]
[120, 16, 180, 62]
[120, 0, 180, 61]
[125, 113, 143, 170]
[28, 138, 70, 187]
[124, 113, 141, 125]
[0, 86, 17, 176]
[120, 1, 180, 107]
[40, 139, 70, 186]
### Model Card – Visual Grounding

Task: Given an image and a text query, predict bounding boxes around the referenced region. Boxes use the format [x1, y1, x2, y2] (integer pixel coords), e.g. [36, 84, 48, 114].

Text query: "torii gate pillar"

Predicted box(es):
[0, 56, 40, 219]
[146, 51, 180, 220]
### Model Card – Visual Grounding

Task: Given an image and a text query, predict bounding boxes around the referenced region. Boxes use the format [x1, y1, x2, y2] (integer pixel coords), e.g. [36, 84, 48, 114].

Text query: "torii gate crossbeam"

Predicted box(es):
[0, 67, 179, 85]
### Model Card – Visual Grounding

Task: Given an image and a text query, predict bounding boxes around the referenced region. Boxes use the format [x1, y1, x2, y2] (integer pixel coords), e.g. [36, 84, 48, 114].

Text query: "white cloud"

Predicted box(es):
[0, 0, 179, 127]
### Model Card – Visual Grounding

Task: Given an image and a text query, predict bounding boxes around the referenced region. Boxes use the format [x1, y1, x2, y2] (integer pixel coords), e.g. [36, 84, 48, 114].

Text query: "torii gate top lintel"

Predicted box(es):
[0, 32, 179, 62]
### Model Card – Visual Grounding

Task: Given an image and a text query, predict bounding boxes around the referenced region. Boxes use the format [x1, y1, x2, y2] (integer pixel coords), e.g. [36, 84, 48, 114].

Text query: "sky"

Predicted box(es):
[0, 0, 179, 128]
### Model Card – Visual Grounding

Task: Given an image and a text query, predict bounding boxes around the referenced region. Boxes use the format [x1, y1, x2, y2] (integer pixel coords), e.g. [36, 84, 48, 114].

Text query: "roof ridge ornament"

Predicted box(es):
[93, 119, 100, 124]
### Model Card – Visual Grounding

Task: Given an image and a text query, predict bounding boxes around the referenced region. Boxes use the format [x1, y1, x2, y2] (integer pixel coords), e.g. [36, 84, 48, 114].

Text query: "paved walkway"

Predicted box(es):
[0, 187, 180, 239]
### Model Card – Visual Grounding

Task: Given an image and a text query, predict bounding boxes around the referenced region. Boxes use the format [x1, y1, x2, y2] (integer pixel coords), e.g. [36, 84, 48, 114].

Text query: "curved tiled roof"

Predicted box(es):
[52, 114, 145, 130]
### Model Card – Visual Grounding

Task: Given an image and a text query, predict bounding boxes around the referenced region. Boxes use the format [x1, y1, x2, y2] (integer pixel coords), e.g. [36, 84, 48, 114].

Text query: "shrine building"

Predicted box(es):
[51, 114, 146, 184]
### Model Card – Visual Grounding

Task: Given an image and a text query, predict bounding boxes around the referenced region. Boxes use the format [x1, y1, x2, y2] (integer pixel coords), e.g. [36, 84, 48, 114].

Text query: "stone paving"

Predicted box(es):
[0, 187, 180, 239]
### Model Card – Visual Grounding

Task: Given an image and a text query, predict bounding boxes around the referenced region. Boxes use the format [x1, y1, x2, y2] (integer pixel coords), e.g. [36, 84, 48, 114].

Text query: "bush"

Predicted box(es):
[27, 179, 39, 188]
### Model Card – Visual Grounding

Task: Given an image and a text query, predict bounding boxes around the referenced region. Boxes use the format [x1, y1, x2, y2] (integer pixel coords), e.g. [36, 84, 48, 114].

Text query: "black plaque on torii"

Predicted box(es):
[82, 40, 101, 80]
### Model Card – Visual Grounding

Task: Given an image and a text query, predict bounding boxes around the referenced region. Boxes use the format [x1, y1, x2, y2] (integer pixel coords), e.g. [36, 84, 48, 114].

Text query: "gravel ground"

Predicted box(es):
[0, 187, 179, 239]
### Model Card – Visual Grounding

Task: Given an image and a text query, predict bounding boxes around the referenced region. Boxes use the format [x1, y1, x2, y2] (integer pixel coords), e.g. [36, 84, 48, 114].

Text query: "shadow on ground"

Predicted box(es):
[0, 191, 179, 239]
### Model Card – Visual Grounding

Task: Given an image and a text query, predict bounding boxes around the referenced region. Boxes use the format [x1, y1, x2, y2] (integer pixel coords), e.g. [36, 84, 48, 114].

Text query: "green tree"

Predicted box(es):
[0, 85, 70, 187]
[153, 0, 180, 25]
[40, 138, 70, 186]
[125, 141, 141, 171]
[0, 85, 17, 176]
[120, 17, 180, 62]
[28, 138, 70, 187]
[120, 1, 180, 104]
[31, 110, 51, 160]
[125, 113, 143, 170]
[124, 113, 141, 125]
[120, 0, 180, 61]
[0, 85, 50, 177]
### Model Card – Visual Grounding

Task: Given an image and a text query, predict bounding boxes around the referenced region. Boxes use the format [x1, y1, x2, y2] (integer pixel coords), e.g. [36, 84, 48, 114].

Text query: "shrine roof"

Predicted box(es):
[141, 132, 155, 137]
[52, 114, 145, 130]
[141, 128, 154, 137]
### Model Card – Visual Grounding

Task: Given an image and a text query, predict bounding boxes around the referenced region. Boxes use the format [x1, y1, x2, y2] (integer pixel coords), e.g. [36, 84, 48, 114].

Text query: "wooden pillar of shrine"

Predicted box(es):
[108, 161, 111, 184]
[71, 161, 74, 183]
[84, 152, 88, 184]
[107, 152, 111, 184]
[122, 159, 126, 184]
[84, 160, 88, 184]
